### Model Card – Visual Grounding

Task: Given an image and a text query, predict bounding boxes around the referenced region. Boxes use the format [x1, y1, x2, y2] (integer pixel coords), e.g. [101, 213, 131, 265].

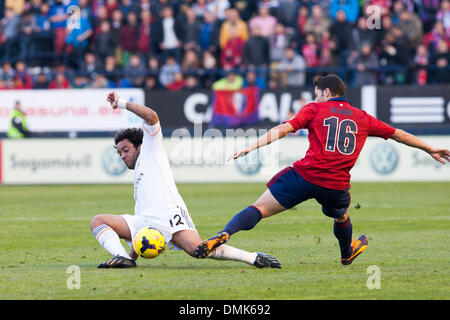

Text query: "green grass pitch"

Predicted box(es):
[0, 182, 448, 300]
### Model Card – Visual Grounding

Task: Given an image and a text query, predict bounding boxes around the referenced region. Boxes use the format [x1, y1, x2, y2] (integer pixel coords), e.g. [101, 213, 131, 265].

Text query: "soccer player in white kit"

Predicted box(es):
[89, 91, 281, 269]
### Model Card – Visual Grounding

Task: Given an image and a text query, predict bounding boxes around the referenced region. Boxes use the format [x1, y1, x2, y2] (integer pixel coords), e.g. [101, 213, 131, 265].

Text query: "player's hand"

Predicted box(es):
[429, 148, 450, 165]
[106, 91, 119, 109]
[227, 148, 250, 162]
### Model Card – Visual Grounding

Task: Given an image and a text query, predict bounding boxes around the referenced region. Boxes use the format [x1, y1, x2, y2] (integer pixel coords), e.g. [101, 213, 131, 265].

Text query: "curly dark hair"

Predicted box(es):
[114, 127, 143, 148]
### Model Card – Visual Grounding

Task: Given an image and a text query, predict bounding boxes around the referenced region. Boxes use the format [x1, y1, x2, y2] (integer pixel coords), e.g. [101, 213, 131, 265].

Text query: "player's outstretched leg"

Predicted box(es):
[97, 254, 137, 268]
[340, 234, 368, 265]
[207, 245, 282, 269]
[90, 214, 136, 268]
[253, 252, 282, 269]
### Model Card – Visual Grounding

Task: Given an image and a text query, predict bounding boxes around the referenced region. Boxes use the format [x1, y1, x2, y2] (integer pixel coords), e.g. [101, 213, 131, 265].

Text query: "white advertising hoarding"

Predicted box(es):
[0, 136, 449, 185]
[0, 89, 144, 133]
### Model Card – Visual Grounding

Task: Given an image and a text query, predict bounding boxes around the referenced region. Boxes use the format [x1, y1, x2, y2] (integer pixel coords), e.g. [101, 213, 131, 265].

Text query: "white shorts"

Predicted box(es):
[122, 207, 196, 250]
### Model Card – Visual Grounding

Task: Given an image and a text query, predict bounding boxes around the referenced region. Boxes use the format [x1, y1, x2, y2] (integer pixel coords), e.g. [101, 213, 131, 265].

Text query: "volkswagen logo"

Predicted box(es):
[101, 145, 127, 176]
[370, 143, 399, 175]
[234, 151, 262, 175]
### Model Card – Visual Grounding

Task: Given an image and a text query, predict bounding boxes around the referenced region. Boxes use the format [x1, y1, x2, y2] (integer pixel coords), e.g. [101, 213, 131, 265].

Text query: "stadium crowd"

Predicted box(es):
[0, 0, 449, 91]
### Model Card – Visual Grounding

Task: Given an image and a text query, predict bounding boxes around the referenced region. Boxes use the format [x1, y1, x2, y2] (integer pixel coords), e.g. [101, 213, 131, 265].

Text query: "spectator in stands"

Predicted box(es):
[201, 49, 218, 87]
[181, 7, 201, 53]
[64, 9, 93, 69]
[105, 0, 120, 19]
[296, 5, 309, 38]
[199, 11, 221, 54]
[147, 55, 160, 77]
[436, 0, 450, 36]
[182, 49, 201, 71]
[269, 22, 295, 68]
[319, 31, 336, 67]
[424, 21, 450, 55]
[330, 0, 359, 24]
[136, 9, 154, 59]
[219, 8, 249, 50]
[431, 39, 450, 83]
[192, 0, 209, 20]
[302, 33, 320, 68]
[166, 71, 186, 90]
[221, 25, 245, 69]
[374, 14, 394, 50]
[18, 11, 35, 64]
[14, 61, 33, 89]
[242, 26, 270, 68]
[144, 76, 160, 90]
[49, 72, 70, 89]
[48, 0, 68, 57]
[349, 16, 376, 53]
[398, 9, 424, 49]
[33, 2, 52, 65]
[206, 0, 230, 21]
[103, 55, 122, 86]
[347, 42, 379, 86]
[120, 11, 139, 60]
[95, 21, 117, 63]
[248, 3, 277, 38]
[1, 7, 21, 63]
[110, 9, 123, 49]
[154, 6, 183, 62]
[330, 10, 353, 64]
[414, 44, 430, 85]
[212, 69, 243, 90]
[277, 47, 306, 88]
[71, 74, 89, 88]
[378, 27, 411, 84]
[185, 74, 200, 90]
[0, 61, 15, 81]
[119, 0, 140, 16]
[125, 54, 146, 87]
[80, 51, 102, 75]
[243, 69, 266, 89]
[90, 73, 109, 88]
[34, 71, 49, 89]
[277, 0, 300, 29]
[159, 55, 182, 88]
[303, 5, 331, 43]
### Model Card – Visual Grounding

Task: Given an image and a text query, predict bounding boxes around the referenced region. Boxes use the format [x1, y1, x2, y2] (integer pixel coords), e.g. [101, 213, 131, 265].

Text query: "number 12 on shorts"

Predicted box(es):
[169, 207, 194, 229]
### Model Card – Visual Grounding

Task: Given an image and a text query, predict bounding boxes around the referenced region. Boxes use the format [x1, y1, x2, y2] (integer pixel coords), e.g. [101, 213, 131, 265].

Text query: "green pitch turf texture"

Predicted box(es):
[0, 182, 448, 300]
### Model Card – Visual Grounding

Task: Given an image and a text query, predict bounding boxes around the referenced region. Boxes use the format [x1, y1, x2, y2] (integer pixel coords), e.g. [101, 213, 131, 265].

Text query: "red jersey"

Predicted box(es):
[286, 97, 396, 190]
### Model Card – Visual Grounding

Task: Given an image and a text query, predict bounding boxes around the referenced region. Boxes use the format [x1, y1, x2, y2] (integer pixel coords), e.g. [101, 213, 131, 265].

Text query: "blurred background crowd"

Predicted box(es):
[0, 0, 449, 91]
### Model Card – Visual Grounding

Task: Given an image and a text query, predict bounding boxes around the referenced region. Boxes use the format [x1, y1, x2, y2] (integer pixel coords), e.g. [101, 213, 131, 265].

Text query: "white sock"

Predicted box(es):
[92, 224, 132, 260]
[208, 244, 257, 266]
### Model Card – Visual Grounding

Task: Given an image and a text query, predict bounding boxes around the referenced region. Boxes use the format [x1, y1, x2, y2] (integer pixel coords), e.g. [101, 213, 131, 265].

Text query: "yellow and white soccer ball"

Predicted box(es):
[132, 227, 165, 259]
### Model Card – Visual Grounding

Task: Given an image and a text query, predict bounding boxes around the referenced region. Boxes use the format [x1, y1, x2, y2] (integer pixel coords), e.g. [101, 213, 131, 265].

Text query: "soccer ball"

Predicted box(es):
[132, 227, 165, 259]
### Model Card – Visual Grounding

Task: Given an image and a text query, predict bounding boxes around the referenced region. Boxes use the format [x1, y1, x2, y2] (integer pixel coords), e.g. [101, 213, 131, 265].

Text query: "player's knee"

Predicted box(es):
[334, 211, 349, 223]
[89, 214, 107, 231]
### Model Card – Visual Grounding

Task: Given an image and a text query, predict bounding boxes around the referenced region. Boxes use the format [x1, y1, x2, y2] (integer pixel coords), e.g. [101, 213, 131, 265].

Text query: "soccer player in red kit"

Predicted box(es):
[194, 74, 450, 266]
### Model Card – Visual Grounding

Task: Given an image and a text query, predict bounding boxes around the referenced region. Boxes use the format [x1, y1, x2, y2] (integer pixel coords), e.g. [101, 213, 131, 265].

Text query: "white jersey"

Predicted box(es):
[133, 121, 188, 218]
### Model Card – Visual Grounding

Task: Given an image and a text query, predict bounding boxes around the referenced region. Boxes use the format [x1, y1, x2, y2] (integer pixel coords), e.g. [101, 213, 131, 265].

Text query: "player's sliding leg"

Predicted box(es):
[90, 214, 136, 268]
[173, 230, 281, 268]
[208, 245, 281, 269]
[194, 189, 286, 258]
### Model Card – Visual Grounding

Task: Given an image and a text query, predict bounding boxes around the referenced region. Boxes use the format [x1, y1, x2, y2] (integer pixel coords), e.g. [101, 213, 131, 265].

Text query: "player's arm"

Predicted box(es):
[390, 129, 450, 165]
[107, 91, 159, 125]
[229, 122, 294, 160]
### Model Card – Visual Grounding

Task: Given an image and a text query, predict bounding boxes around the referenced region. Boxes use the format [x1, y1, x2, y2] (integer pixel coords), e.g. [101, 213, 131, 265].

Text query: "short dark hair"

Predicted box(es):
[114, 128, 143, 148]
[313, 74, 345, 97]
